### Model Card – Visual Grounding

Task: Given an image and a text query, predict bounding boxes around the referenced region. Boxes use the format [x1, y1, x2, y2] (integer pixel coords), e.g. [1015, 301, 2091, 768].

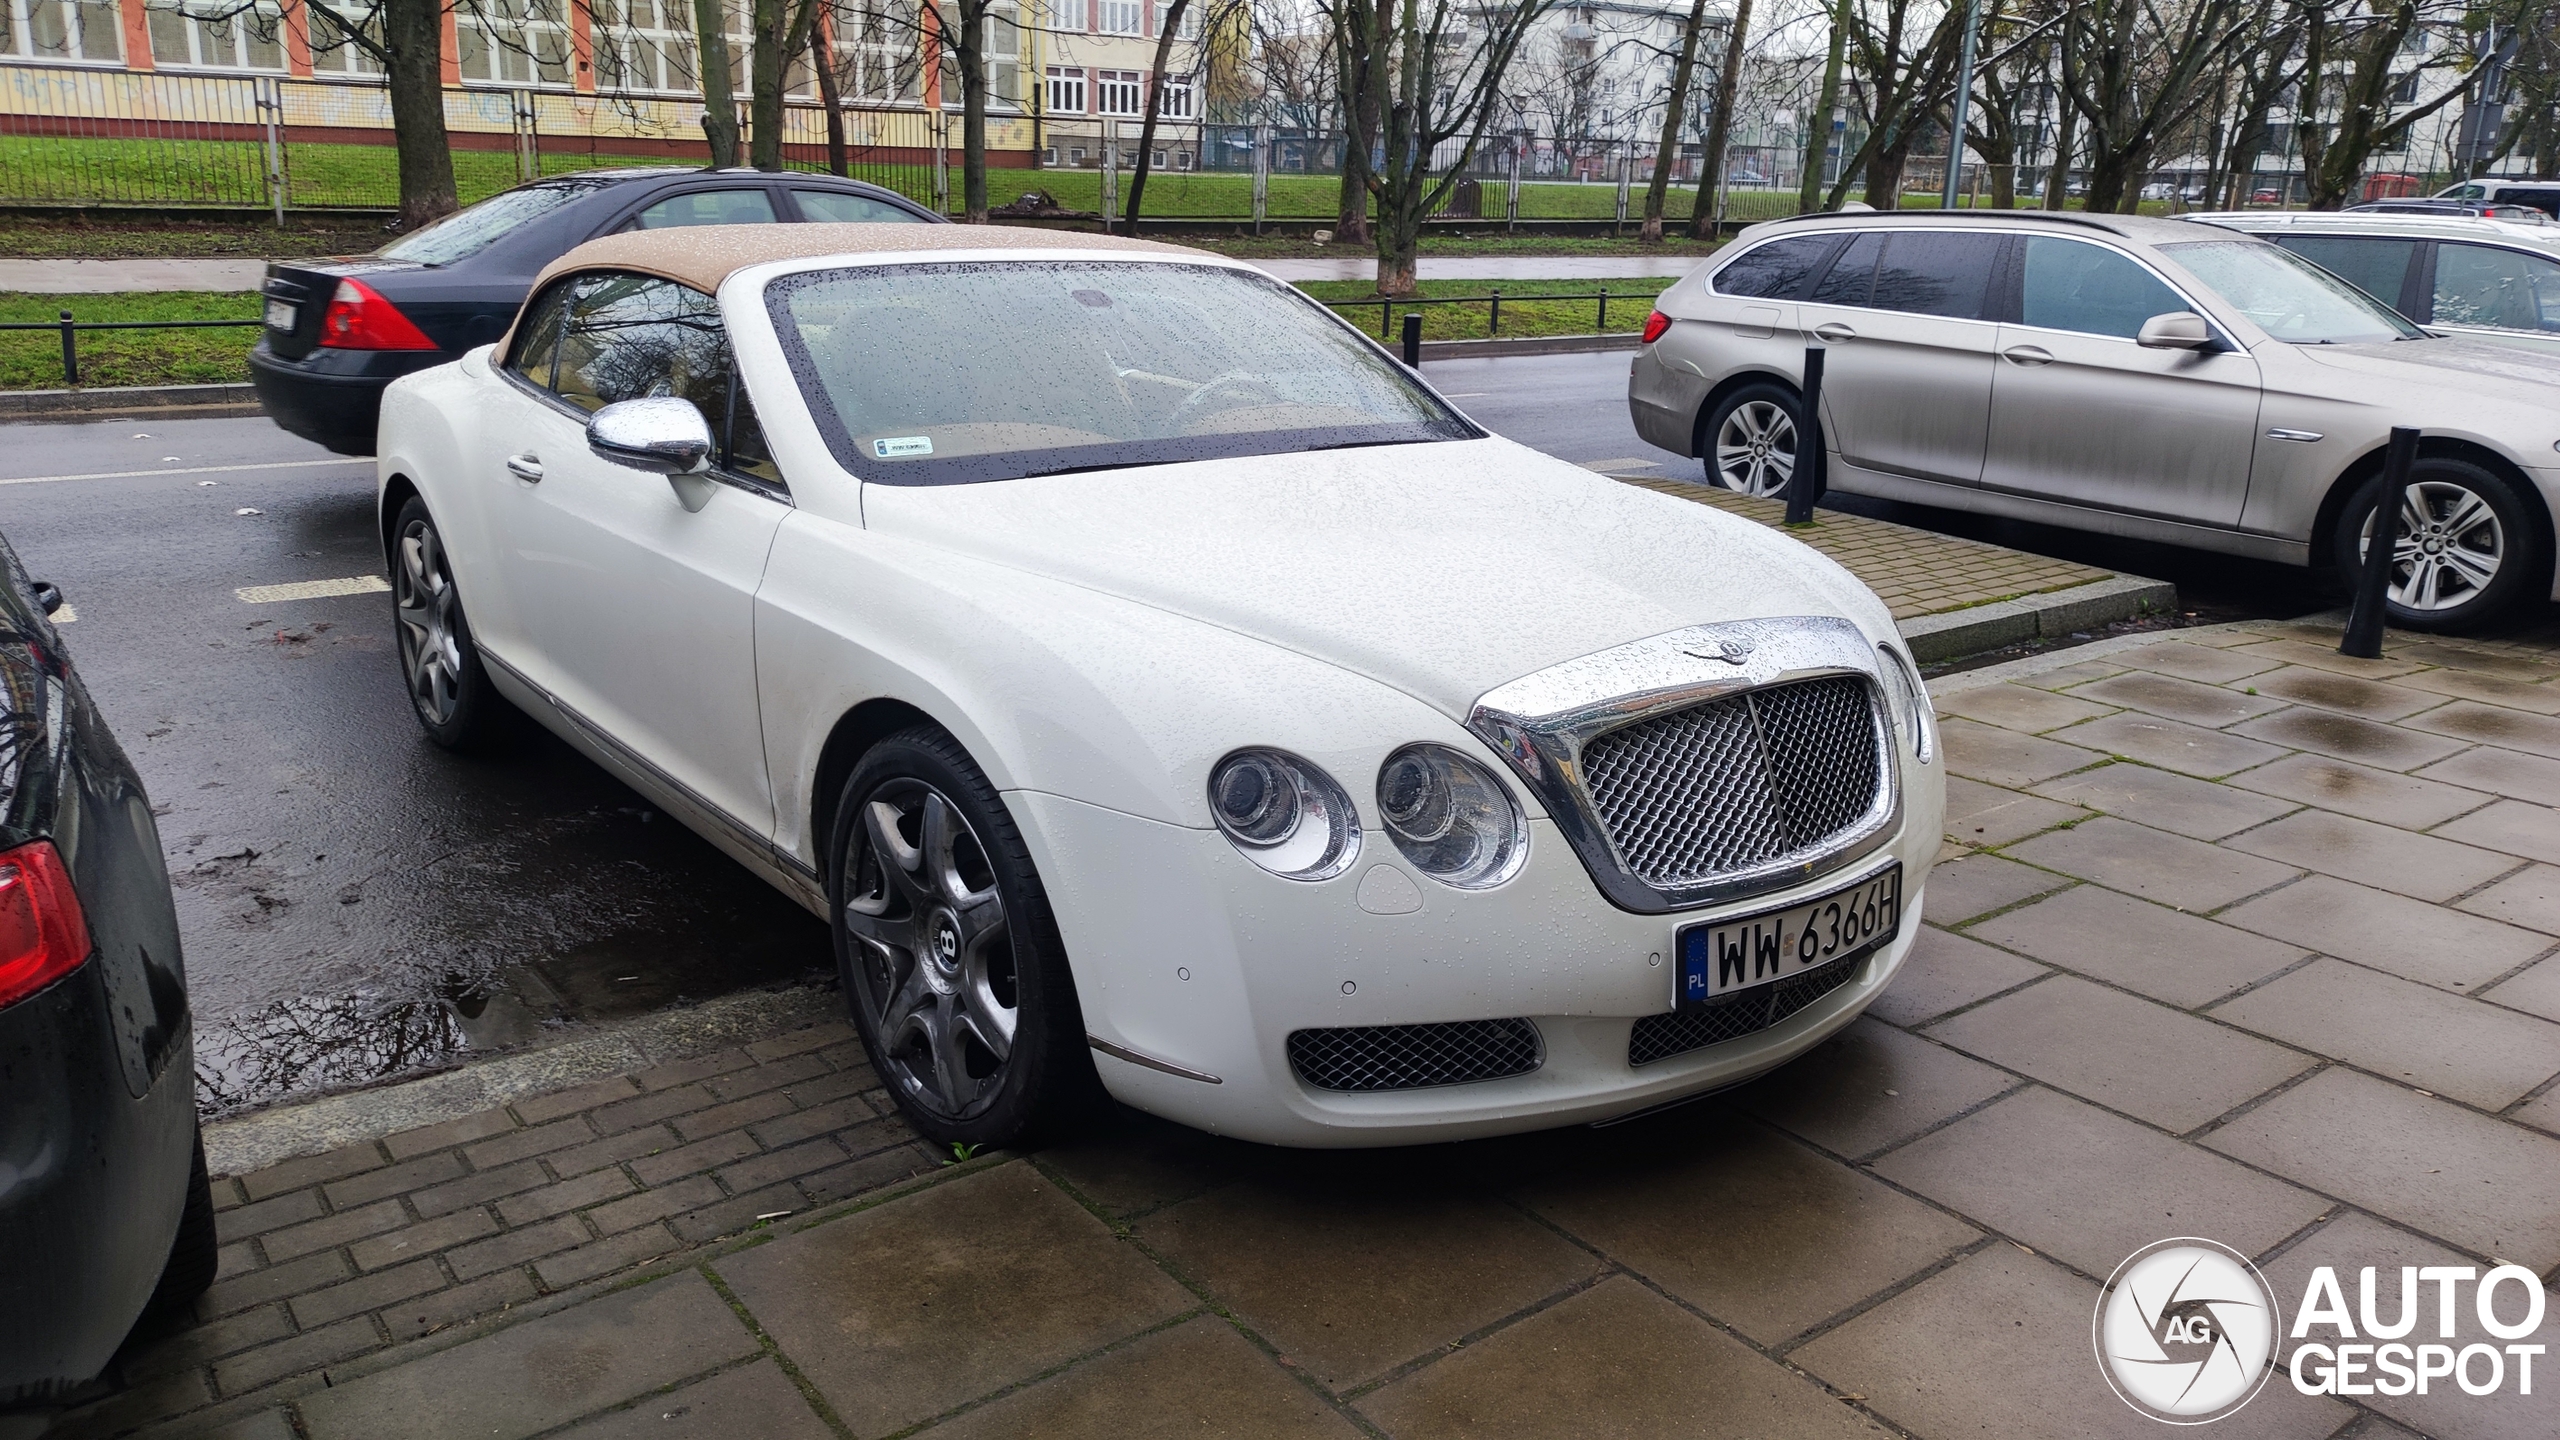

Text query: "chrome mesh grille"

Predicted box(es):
[1579, 676, 1881, 888]
[1287, 1020, 1543, 1092]
[1628, 950, 1863, 1066]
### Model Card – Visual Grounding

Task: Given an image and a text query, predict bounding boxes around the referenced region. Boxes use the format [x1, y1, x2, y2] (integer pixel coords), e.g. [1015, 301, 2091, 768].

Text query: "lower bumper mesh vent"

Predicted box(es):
[1627, 950, 1864, 1067]
[1288, 1019, 1543, 1092]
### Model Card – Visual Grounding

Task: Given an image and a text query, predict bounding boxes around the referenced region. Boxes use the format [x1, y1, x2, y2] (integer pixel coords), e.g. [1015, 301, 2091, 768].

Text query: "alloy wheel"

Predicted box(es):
[1713, 399, 1797, 498]
[2359, 479, 2506, 613]
[394, 519, 465, 726]
[839, 779, 1018, 1122]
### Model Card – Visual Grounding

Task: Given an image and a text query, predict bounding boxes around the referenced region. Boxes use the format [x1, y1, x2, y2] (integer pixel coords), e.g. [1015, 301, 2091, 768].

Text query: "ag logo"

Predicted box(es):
[2095, 1238, 2282, 1424]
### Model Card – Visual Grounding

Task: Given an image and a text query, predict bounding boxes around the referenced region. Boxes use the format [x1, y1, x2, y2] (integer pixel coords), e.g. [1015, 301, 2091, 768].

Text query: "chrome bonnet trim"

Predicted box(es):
[1466, 616, 1902, 915]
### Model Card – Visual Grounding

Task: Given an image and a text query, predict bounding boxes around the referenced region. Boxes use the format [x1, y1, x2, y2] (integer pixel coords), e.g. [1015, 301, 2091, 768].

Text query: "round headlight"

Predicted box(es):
[1207, 749, 1360, 880]
[1877, 643, 1933, 762]
[1375, 744, 1528, 889]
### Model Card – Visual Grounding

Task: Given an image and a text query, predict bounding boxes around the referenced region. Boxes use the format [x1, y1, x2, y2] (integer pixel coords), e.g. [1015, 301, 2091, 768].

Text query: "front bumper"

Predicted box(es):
[1017, 777, 1940, 1148]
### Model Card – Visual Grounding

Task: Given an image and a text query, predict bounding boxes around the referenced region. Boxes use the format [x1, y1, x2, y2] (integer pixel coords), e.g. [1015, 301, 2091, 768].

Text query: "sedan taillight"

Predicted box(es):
[1641, 310, 1673, 344]
[319, 278, 438, 351]
[0, 840, 92, 1010]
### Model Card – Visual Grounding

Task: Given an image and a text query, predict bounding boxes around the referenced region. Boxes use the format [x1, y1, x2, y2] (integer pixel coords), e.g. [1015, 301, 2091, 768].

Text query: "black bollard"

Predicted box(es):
[1402, 312, 1422, 367]
[2341, 427, 2419, 660]
[1784, 347, 1825, 524]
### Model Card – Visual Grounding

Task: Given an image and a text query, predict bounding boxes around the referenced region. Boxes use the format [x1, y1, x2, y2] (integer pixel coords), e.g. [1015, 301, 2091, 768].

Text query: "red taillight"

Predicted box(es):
[318, 278, 438, 351]
[1641, 310, 1673, 344]
[0, 840, 92, 1010]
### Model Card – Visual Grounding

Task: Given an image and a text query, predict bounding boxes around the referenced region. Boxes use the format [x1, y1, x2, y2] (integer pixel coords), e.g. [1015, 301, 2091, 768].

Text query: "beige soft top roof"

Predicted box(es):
[528, 221, 1214, 297]
[500, 222, 1218, 358]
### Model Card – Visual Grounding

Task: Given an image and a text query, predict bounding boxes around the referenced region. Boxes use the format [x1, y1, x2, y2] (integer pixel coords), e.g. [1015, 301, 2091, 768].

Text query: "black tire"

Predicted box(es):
[1699, 381, 1808, 500]
[2331, 457, 2548, 634]
[827, 726, 1098, 1150]
[390, 495, 511, 750]
[140, 1129, 217, 1327]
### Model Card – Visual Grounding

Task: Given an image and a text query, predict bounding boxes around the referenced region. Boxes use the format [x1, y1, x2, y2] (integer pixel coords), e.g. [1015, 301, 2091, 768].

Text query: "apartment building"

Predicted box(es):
[1031, 0, 1201, 172]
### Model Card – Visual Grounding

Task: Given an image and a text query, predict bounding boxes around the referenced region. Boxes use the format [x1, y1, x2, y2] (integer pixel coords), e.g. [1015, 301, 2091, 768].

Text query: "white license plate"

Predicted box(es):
[264, 299, 297, 331]
[1676, 865, 1902, 1004]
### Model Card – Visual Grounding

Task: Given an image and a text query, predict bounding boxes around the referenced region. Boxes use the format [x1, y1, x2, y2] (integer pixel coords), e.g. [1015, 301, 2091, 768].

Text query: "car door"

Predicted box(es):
[1981, 235, 2262, 526]
[1795, 229, 2001, 487]
[2425, 241, 2560, 352]
[490, 270, 791, 840]
[2269, 234, 2425, 317]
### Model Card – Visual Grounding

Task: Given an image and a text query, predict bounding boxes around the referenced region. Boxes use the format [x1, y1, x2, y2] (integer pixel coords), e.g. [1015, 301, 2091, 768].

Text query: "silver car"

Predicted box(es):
[1628, 210, 2560, 631]
[2189, 210, 2560, 355]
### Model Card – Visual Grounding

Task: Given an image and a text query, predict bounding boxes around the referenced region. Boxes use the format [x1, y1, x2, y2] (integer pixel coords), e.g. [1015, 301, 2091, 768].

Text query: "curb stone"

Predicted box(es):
[0, 381, 259, 420]
[204, 986, 840, 1176]
[1895, 574, 2179, 664]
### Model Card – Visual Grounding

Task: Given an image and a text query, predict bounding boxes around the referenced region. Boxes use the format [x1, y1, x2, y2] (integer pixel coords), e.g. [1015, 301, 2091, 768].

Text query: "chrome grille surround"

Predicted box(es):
[1466, 617, 1900, 914]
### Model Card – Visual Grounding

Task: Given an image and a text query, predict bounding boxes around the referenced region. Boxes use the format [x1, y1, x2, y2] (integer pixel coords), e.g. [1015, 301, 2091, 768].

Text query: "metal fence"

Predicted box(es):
[0, 61, 958, 215]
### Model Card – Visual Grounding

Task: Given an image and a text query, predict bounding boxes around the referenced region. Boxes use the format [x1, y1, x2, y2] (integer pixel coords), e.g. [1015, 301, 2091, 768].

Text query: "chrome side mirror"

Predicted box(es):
[586, 397, 713, 475]
[2136, 311, 2215, 350]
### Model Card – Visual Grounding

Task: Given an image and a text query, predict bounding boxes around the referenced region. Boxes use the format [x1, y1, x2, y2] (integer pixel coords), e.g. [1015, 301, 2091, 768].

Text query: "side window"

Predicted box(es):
[2018, 237, 2188, 339]
[628, 188, 779, 230]
[2434, 244, 2560, 333]
[1806, 232, 1882, 307]
[2506, 189, 2560, 218]
[546, 272, 788, 488]
[2273, 236, 2418, 314]
[1709, 235, 1834, 299]
[506, 279, 573, 389]
[791, 189, 923, 224]
[1869, 232, 1998, 319]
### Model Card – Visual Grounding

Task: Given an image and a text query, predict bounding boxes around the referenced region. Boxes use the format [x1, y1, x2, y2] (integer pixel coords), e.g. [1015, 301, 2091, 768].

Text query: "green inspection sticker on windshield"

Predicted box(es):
[872, 436, 933, 459]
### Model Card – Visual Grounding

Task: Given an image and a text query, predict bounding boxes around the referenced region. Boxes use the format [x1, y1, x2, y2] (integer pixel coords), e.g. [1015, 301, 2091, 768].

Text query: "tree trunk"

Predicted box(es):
[958, 2, 988, 221]
[750, 0, 785, 168]
[1639, 0, 1710, 243]
[1333, 0, 1381, 244]
[1798, 0, 1846, 213]
[2042, 93, 2073, 209]
[814, 18, 847, 175]
[1687, 0, 1753, 239]
[694, 0, 741, 168]
[1123, 0, 1192, 234]
[381, 0, 456, 229]
[1990, 158, 2015, 207]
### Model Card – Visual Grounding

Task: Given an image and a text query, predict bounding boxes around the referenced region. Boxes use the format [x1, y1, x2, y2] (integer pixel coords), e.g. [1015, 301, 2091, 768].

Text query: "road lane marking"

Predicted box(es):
[0, 457, 372, 487]
[236, 576, 389, 604]
[52, 604, 74, 623]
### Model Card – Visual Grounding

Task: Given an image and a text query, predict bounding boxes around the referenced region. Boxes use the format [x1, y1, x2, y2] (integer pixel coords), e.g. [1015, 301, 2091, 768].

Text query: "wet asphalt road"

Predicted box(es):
[0, 417, 825, 1112]
[0, 355, 2393, 1110]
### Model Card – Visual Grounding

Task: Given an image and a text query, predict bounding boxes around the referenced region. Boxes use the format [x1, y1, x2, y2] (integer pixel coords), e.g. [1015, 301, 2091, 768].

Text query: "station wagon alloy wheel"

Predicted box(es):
[840, 777, 1019, 1123]
[1711, 395, 1798, 498]
[395, 516, 466, 727]
[2361, 478, 2507, 612]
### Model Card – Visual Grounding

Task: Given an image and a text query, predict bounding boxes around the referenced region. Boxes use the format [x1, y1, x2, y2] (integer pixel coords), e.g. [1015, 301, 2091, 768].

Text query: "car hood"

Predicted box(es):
[2293, 335, 2560, 408]
[858, 436, 1890, 719]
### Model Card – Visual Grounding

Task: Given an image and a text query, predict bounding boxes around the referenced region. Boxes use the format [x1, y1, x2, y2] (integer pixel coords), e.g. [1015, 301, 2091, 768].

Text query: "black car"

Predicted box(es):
[0, 545, 204, 1434]
[250, 168, 943, 456]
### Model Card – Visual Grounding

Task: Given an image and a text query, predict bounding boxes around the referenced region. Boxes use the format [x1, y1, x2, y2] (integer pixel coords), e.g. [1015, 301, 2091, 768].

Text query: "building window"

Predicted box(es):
[1157, 73, 1192, 119]
[146, 1, 285, 70]
[8, 0, 123, 61]
[591, 0, 697, 94]
[1045, 65, 1086, 115]
[825, 0, 920, 104]
[307, 5, 381, 74]
[1096, 68, 1141, 116]
[1153, 0, 1195, 37]
[1096, 0, 1139, 34]
[1042, 146, 1056, 165]
[1150, 148, 1164, 168]
[456, 0, 572, 87]
[1067, 145, 1086, 164]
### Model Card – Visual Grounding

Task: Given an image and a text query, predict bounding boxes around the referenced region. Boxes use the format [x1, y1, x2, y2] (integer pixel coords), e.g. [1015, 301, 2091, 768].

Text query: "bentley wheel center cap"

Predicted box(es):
[924, 913, 962, 993]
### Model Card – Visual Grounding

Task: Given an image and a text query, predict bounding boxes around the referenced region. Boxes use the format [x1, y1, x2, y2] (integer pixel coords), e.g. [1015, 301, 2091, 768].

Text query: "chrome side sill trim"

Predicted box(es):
[1088, 1036, 1222, 1084]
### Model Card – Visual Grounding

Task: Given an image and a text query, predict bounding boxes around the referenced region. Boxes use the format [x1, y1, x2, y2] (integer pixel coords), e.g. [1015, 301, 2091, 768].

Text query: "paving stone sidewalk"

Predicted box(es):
[52, 616, 2560, 1440]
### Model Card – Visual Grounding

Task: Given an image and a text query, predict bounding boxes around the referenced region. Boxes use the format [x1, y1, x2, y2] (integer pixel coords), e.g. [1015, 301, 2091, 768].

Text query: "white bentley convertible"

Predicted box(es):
[375, 225, 1944, 1148]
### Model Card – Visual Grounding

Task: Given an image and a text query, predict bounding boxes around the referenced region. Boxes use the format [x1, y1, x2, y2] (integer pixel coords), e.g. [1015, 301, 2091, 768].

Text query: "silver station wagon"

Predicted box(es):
[1628, 210, 2560, 630]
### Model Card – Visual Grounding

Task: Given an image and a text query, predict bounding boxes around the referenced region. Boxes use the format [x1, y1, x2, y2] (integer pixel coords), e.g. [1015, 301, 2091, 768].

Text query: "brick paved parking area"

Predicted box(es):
[48, 618, 2560, 1440]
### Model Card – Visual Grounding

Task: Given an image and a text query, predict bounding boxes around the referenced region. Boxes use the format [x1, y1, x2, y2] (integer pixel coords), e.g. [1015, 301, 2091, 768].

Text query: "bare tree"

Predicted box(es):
[299, 0, 459, 226]
[1123, 0, 1196, 231]
[1320, 0, 1387, 243]
[1640, 0, 1713, 241]
[1799, 0, 1849, 210]
[695, 0, 744, 166]
[2293, 0, 2483, 209]
[1353, 0, 1553, 293]
[747, 0, 826, 170]
[1687, 0, 1756, 235]
[2059, 0, 2246, 213]
[1832, 0, 1968, 208]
